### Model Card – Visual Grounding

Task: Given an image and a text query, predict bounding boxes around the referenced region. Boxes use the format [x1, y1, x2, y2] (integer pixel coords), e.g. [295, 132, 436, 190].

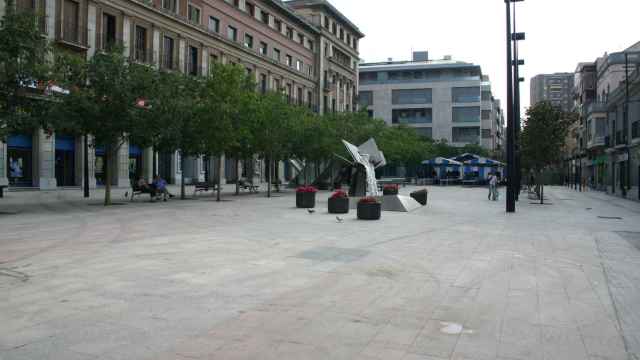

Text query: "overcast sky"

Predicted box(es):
[329, 0, 638, 114]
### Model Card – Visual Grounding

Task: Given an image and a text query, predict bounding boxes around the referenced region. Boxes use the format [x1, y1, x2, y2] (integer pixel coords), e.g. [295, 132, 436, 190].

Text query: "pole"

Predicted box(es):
[625, 53, 630, 194]
[512, 3, 521, 201]
[505, 0, 516, 213]
[83, 134, 89, 198]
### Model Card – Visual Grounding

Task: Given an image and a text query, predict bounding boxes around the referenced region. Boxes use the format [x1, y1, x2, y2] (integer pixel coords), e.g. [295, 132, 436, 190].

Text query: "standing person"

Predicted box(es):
[487, 172, 496, 200]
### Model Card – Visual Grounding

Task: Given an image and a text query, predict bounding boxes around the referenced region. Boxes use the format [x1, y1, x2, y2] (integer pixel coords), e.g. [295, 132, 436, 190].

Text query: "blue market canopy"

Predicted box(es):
[454, 153, 504, 167]
[421, 157, 463, 167]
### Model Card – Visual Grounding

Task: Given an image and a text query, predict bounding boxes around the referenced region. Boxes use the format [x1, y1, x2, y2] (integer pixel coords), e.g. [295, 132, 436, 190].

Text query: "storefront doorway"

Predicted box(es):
[7, 134, 33, 187]
[55, 135, 76, 187]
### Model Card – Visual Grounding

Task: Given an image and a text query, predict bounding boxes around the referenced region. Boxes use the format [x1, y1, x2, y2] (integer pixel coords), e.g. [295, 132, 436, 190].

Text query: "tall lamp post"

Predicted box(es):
[505, 0, 524, 213]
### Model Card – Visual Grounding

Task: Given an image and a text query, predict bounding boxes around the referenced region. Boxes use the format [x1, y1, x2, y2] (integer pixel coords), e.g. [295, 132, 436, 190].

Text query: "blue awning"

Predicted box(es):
[55, 135, 75, 151]
[7, 134, 33, 149]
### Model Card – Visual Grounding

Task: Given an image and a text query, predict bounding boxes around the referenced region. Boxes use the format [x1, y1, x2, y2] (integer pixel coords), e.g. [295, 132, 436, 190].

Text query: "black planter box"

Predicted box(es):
[383, 188, 399, 195]
[410, 189, 428, 206]
[357, 202, 381, 220]
[296, 192, 316, 208]
[328, 197, 349, 214]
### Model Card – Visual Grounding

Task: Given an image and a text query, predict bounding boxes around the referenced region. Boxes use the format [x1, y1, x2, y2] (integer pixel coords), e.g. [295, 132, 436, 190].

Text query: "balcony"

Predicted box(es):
[131, 48, 155, 65]
[56, 19, 89, 49]
[586, 102, 607, 116]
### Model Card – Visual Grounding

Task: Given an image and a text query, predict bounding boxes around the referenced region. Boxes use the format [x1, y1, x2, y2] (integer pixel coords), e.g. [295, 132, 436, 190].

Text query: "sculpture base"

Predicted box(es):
[349, 195, 422, 213]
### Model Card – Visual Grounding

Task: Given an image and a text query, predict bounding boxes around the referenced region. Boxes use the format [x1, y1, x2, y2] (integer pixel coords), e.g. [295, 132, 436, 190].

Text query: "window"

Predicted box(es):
[259, 73, 267, 93]
[286, 26, 293, 39]
[244, 33, 253, 48]
[347, 34, 351, 45]
[298, 33, 304, 44]
[162, 0, 176, 12]
[359, 91, 373, 107]
[307, 40, 314, 51]
[273, 48, 280, 62]
[331, 22, 336, 35]
[286, 55, 292, 67]
[63, 0, 79, 43]
[339, 28, 344, 40]
[274, 19, 282, 32]
[414, 127, 432, 139]
[392, 109, 432, 124]
[323, 16, 329, 29]
[273, 78, 281, 91]
[209, 54, 218, 74]
[245, 1, 255, 16]
[481, 110, 491, 120]
[162, 35, 174, 69]
[296, 59, 302, 71]
[233, 0, 239, 7]
[208, 16, 219, 33]
[307, 65, 313, 77]
[286, 84, 292, 102]
[227, 26, 237, 41]
[307, 90, 313, 107]
[452, 87, 481, 103]
[453, 107, 481, 122]
[482, 129, 492, 138]
[188, 4, 200, 24]
[297, 87, 303, 106]
[134, 26, 147, 62]
[259, 41, 268, 56]
[260, 11, 269, 25]
[102, 13, 117, 49]
[188, 46, 198, 75]
[452, 127, 480, 143]
[392, 89, 432, 105]
[481, 91, 492, 101]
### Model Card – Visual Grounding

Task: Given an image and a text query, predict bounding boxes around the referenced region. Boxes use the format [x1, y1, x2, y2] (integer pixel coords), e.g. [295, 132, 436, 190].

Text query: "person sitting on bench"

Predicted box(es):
[137, 177, 157, 199]
[152, 175, 174, 201]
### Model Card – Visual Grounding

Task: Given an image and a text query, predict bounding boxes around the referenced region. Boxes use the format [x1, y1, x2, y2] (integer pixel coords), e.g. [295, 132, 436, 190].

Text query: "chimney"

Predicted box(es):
[412, 51, 428, 62]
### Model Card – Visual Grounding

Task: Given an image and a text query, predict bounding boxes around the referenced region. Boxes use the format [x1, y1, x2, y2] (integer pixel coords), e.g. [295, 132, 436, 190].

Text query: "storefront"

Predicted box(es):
[7, 134, 33, 187]
[95, 146, 105, 186]
[55, 135, 76, 187]
[129, 145, 143, 181]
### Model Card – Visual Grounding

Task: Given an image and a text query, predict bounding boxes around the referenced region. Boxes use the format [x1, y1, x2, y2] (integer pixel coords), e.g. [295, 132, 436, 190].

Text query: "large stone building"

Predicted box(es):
[358, 52, 504, 152]
[569, 41, 640, 200]
[0, 0, 363, 189]
[530, 72, 575, 112]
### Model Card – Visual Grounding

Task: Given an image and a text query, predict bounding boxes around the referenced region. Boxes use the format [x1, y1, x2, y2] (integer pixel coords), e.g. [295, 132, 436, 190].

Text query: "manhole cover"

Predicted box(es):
[295, 246, 370, 263]
[598, 216, 623, 220]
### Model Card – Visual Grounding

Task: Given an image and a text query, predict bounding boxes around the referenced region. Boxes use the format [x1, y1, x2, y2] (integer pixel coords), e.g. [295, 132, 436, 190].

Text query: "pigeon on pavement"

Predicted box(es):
[307, 209, 316, 214]
[336, 216, 344, 223]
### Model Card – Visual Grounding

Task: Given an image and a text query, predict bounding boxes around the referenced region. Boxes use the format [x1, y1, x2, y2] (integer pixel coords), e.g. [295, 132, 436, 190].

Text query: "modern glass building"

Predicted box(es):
[358, 52, 504, 151]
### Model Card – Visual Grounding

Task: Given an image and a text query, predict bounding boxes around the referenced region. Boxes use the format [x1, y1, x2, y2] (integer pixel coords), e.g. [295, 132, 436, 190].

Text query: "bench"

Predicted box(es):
[192, 182, 220, 196]
[238, 179, 259, 193]
[128, 183, 155, 202]
[0, 185, 7, 198]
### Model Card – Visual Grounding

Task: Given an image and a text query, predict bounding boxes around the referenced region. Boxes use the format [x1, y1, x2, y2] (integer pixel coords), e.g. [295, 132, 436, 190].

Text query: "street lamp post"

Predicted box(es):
[505, 0, 523, 212]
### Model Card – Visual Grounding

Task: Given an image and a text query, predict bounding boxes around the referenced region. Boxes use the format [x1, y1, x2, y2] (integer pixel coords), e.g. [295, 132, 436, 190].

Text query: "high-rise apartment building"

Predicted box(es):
[530, 73, 575, 112]
[358, 52, 504, 152]
[0, 0, 363, 189]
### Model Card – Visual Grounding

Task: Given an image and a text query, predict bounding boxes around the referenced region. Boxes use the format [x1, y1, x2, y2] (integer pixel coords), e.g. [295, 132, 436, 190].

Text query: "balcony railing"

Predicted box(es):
[131, 48, 155, 65]
[56, 19, 88, 48]
[96, 33, 123, 51]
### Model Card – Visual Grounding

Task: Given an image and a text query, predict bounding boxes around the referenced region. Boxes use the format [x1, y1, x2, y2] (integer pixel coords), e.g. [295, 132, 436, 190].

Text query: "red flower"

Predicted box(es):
[358, 196, 379, 204]
[330, 190, 348, 199]
[296, 186, 318, 193]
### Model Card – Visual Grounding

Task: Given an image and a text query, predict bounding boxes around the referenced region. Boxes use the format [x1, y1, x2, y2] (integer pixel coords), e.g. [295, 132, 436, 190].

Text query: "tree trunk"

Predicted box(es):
[83, 134, 90, 198]
[540, 170, 544, 205]
[267, 155, 272, 198]
[235, 158, 240, 195]
[216, 154, 222, 202]
[104, 143, 112, 206]
[180, 153, 186, 200]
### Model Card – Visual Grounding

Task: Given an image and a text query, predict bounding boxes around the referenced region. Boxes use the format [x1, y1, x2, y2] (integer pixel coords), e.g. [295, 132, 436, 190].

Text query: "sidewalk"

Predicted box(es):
[1, 186, 639, 359]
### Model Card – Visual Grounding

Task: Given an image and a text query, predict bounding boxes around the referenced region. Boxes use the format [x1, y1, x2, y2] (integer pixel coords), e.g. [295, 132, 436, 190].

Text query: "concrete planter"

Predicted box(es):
[296, 192, 316, 208]
[410, 189, 428, 206]
[328, 197, 349, 214]
[357, 202, 381, 220]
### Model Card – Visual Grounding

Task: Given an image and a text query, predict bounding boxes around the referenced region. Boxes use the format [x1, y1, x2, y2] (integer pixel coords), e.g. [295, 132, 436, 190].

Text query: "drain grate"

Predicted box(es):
[295, 246, 370, 263]
[598, 216, 623, 220]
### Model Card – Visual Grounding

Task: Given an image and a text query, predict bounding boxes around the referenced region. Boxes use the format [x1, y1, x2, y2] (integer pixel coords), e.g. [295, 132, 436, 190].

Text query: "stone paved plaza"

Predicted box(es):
[1, 185, 640, 360]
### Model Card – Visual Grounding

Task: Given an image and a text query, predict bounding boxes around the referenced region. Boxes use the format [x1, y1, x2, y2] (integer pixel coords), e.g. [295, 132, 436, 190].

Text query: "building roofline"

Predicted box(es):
[284, 0, 364, 37]
[359, 59, 481, 73]
[266, 0, 320, 34]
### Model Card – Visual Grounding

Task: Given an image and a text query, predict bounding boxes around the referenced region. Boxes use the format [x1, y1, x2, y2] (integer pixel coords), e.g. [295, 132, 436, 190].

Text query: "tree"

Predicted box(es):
[520, 101, 574, 204]
[0, 1, 51, 138]
[52, 48, 152, 205]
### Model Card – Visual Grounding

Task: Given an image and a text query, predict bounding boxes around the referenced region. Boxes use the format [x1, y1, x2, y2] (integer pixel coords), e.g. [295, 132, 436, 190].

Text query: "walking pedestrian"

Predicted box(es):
[487, 172, 498, 201]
